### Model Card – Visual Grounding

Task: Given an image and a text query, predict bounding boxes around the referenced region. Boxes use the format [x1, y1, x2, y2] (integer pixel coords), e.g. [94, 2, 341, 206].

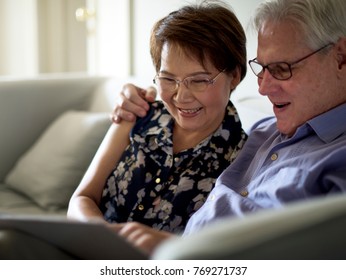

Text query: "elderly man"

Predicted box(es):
[183, 0, 346, 233]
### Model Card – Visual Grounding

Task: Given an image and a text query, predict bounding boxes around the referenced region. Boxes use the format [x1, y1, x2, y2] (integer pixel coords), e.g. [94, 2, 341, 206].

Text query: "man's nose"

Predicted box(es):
[258, 69, 277, 96]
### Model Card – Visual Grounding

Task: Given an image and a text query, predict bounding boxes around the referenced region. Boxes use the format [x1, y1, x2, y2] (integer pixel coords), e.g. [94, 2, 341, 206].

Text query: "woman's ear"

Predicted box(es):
[230, 66, 241, 91]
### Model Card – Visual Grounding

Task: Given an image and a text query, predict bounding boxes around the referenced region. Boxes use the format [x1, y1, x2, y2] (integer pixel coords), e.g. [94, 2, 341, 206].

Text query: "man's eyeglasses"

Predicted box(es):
[248, 43, 333, 81]
[153, 69, 226, 93]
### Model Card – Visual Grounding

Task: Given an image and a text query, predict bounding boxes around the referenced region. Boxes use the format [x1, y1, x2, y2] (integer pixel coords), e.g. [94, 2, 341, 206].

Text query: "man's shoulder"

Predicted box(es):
[249, 116, 277, 133]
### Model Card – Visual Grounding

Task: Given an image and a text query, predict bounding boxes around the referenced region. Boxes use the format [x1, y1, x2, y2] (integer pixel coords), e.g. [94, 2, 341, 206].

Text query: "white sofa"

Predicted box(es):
[2, 74, 344, 259]
[0, 74, 140, 216]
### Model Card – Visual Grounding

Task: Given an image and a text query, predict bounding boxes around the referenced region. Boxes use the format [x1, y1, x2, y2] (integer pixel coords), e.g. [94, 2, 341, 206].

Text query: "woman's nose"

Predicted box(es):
[173, 85, 194, 102]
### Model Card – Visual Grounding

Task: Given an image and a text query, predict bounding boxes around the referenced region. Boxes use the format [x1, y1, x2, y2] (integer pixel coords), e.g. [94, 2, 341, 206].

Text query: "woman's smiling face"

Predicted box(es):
[157, 42, 238, 140]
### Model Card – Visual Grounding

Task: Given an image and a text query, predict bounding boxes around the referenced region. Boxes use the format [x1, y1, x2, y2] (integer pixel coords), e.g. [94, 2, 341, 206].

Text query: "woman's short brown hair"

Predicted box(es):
[150, 1, 247, 81]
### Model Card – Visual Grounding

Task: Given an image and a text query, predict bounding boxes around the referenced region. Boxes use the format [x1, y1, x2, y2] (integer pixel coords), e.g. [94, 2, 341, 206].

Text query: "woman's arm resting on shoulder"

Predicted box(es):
[111, 83, 157, 123]
[67, 121, 134, 222]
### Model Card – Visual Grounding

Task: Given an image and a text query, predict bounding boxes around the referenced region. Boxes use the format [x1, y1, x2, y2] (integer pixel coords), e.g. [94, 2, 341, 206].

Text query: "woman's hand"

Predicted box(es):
[108, 222, 174, 255]
[110, 83, 157, 123]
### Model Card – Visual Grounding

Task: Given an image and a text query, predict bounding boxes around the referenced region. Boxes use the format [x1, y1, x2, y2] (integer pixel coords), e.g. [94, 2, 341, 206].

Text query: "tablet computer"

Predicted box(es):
[0, 215, 148, 260]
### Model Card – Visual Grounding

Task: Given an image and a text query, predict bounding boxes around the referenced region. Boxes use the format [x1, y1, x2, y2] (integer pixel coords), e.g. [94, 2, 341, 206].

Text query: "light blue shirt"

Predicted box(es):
[184, 103, 346, 235]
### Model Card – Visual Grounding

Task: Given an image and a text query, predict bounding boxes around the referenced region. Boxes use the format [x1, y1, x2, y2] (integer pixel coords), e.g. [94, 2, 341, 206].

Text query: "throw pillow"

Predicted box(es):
[5, 110, 110, 211]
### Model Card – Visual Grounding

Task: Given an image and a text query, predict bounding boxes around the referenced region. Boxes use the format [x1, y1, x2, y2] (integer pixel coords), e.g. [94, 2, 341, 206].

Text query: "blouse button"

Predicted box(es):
[155, 178, 161, 184]
[271, 153, 278, 161]
[240, 190, 249, 197]
[138, 204, 144, 211]
[163, 215, 169, 221]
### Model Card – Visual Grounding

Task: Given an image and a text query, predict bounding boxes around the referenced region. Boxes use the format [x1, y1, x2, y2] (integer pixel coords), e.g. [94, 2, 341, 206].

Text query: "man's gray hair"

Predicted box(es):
[253, 0, 346, 49]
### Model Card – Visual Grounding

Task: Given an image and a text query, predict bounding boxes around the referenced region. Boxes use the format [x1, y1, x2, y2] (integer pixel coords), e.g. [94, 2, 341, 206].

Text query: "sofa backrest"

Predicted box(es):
[0, 75, 107, 181]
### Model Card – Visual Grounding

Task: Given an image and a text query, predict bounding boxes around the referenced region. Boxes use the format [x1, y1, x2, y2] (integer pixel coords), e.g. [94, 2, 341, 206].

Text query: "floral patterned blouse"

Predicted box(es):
[100, 100, 247, 234]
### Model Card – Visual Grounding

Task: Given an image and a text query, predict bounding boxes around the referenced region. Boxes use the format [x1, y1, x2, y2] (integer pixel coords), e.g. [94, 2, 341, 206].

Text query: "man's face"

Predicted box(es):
[256, 20, 343, 136]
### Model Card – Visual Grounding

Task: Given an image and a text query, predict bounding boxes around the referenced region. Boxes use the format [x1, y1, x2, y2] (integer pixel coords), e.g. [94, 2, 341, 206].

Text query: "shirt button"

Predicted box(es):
[138, 204, 144, 211]
[240, 190, 249, 197]
[174, 157, 179, 163]
[271, 153, 278, 161]
[155, 178, 161, 184]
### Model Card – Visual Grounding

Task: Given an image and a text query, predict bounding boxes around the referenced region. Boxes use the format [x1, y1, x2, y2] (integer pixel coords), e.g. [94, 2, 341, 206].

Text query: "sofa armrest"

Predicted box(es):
[153, 194, 346, 259]
[0, 75, 107, 181]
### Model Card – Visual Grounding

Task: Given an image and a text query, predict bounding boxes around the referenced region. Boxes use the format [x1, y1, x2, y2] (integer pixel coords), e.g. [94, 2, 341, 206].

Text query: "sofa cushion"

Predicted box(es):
[0, 183, 67, 215]
[4, 110, 110, 211]
[0, 184, 45, 215]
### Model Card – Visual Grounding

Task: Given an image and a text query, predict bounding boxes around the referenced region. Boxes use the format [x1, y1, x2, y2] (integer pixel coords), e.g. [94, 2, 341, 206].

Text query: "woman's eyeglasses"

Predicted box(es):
[153, 69, 226, 92]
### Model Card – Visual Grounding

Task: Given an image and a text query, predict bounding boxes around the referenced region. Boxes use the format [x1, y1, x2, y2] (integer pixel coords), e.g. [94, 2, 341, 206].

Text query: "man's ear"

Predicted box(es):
[336, 37, 346, 70]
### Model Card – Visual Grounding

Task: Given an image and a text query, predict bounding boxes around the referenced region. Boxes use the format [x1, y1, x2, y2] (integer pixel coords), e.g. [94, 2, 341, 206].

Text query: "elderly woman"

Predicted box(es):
[68, 1, 247, 254]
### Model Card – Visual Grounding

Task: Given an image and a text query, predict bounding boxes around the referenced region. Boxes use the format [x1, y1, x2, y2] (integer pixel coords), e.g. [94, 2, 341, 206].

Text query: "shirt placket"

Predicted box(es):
[128, 129, 175, 224]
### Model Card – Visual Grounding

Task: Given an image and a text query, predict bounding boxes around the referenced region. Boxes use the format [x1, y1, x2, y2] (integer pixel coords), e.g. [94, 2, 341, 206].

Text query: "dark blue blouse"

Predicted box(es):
[100, 100, 247, 233]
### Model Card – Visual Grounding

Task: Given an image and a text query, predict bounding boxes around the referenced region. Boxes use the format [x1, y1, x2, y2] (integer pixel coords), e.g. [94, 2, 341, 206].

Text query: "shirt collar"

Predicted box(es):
[306, 103, 346, 143]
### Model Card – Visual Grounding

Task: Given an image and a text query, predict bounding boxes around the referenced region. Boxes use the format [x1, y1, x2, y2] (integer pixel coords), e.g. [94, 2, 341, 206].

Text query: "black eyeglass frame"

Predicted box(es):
[248, 43, 333, 81]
